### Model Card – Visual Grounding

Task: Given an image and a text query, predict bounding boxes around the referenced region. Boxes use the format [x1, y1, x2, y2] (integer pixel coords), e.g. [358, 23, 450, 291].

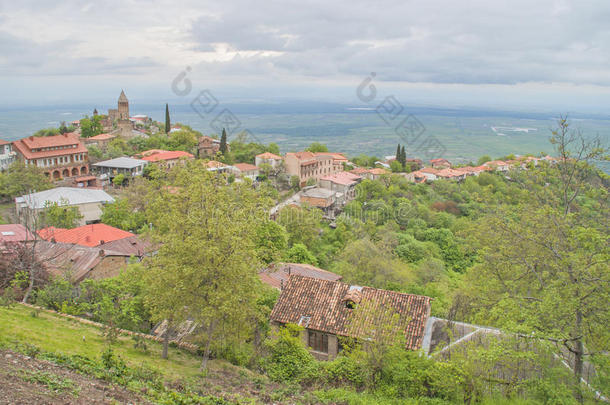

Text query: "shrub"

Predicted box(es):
[260, 324, 320, 383]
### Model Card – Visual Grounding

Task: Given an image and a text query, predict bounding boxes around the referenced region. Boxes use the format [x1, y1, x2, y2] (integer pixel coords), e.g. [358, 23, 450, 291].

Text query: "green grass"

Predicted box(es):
[0, 304, 237, 382]
[18, 369, 80, 397]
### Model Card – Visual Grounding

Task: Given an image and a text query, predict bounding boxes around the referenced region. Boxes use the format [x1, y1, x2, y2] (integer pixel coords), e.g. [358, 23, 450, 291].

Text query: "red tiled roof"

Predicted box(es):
[205, 160, 227, 169]
[38, 223, 134, 247]
[0, 139, 9, 145]
[256, 152, 283, 160]
[430, 158, 450, 164]
[234, 162, 258, 172]
[320, 171, 362, 185]
[349, 167, 369, 175]
[315, 152, 348, 161]
[368, 168, 389, 175]
[0, 224, 34, 243]
[12, 133, 87, 160]
[86, 133, 115, 141]
[259, 263, 343, 289]
[270, 275, 432, 350]
[141, 150, 194, 162]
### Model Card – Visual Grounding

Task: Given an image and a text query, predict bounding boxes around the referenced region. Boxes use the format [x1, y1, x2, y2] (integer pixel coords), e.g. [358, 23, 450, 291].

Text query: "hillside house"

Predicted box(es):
[198, 136, 223, 157]
[82, 133, 116, 151]
[270, 275, 432, 360]
[139, 149, 194, 169]
[319, 171, 362, 206]
[35, 241, 133, 283]
[284, 151, 345, 186]
[15, 187, 114, 226]
[0, 139, 16, 171]
[429, 158, 451, 169]
[38, 223, 135, 247]
[483, 160, 510, 172]
[255, 152, 283, 169]
[12, 133, 89, 180]
[300, 187, 336, 217]
[233, 163, 260, 180]
[91, 157, 148, 183]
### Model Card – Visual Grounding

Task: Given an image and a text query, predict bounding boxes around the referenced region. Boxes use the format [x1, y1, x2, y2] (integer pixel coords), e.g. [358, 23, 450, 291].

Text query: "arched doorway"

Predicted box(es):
[71, 168, 79, 176]
[80, 166, 88, 175]
[53, 170, 60, 180]
[62, 169, 69, 178]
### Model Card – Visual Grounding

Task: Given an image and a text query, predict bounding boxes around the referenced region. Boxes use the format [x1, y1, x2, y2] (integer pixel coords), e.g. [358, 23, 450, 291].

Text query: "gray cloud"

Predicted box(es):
[2, 0, 610, 94]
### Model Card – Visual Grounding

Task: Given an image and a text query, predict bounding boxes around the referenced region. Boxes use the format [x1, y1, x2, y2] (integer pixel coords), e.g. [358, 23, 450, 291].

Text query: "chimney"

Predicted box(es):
[29, 136, 34, 141]
[99, 240, 104, 245]
[99, 249, 105, 257]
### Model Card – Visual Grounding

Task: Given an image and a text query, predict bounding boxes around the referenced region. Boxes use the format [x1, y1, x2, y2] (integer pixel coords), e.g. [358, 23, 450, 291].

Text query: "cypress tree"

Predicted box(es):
[219, 128, 228, 154]
[165, 103, 171, 133]
[400, 145, 406, 167]
[396, 144, 401, 162]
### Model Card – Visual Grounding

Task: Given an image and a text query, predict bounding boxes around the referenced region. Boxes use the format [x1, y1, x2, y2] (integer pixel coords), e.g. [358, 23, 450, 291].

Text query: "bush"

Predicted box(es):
[35, 278, 77, 311]
[260, 324, 320, 383]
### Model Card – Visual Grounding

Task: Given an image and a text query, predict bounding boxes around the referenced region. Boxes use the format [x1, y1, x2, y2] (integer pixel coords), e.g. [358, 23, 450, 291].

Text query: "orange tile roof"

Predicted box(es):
[205, 160, 227, 169]
[256, 152, 283, 160]
[0, 139, 9, 145]
[259, 263, 343, 289]
[13, 133, 87, 160]
[38, 223, 134, 247]
[234, 163, 258, 172]
[368, 168, 389, 175]
[270, 275, 431, 350]
[86, 133, 115, 141]
[320, 171, 362, 185]
[141, 150, 194, 162]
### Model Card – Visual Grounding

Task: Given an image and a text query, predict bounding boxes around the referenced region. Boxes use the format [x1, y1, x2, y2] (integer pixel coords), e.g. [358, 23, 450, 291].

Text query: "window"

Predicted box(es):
[308, 330, 328, 353]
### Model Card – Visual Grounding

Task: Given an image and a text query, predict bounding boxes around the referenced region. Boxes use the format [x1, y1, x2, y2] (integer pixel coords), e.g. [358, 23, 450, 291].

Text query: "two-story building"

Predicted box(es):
[12, 133, 89, 180]
[0, 139, 15, 171]
[284, 152, 345, 187]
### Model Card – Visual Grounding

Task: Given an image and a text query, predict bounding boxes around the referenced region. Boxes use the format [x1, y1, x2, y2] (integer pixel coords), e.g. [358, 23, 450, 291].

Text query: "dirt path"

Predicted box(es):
[0, 349, 149, 404]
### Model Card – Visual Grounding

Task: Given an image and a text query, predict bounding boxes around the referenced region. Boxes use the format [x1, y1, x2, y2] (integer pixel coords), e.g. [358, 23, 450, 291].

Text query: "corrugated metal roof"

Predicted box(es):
[16, 187, 114, 209]
[92, 157, 148, 169]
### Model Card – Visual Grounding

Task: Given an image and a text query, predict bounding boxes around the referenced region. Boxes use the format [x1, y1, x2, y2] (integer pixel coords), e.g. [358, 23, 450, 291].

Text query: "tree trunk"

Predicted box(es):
[21, 271, 34, 304]
[199, 321, 216, 372]
[573, 310, 584, 404]
[162, 326, 170, 359]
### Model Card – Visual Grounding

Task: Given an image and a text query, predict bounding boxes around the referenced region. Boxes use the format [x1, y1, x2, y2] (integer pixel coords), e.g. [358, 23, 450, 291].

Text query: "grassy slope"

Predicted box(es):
[1, 304, 203, 380]
[0, 304, 297, 404]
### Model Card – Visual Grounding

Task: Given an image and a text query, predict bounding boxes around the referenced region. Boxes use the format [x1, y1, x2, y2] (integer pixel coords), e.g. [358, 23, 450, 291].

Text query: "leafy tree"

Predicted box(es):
[166, 129, 197, 152]
[276, 205, 322, 249]
[289, 175, 301, 190]
[80, 116, 103, 138]
[389, 160, 403, 173]
[33, 128, 60, 137]
[0, 161, 52, 201]
[165, 103, 170, 133]
[112, 174, 126, 187]
[41, 199, 83, 229]
[146, 163, 271, 370]
[219, 128, 228, 155]
[305, 142, 329, 153]
[477, 155, 492, 165]
[100, 198, 147, 232]
[460, 118, 609, 401]
[285, 243, 317, 265]
[255, 220, 288, 264]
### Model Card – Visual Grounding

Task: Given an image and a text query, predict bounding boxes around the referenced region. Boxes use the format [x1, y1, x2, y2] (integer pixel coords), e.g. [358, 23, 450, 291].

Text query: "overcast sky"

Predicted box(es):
[2, 0, 610, 112]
